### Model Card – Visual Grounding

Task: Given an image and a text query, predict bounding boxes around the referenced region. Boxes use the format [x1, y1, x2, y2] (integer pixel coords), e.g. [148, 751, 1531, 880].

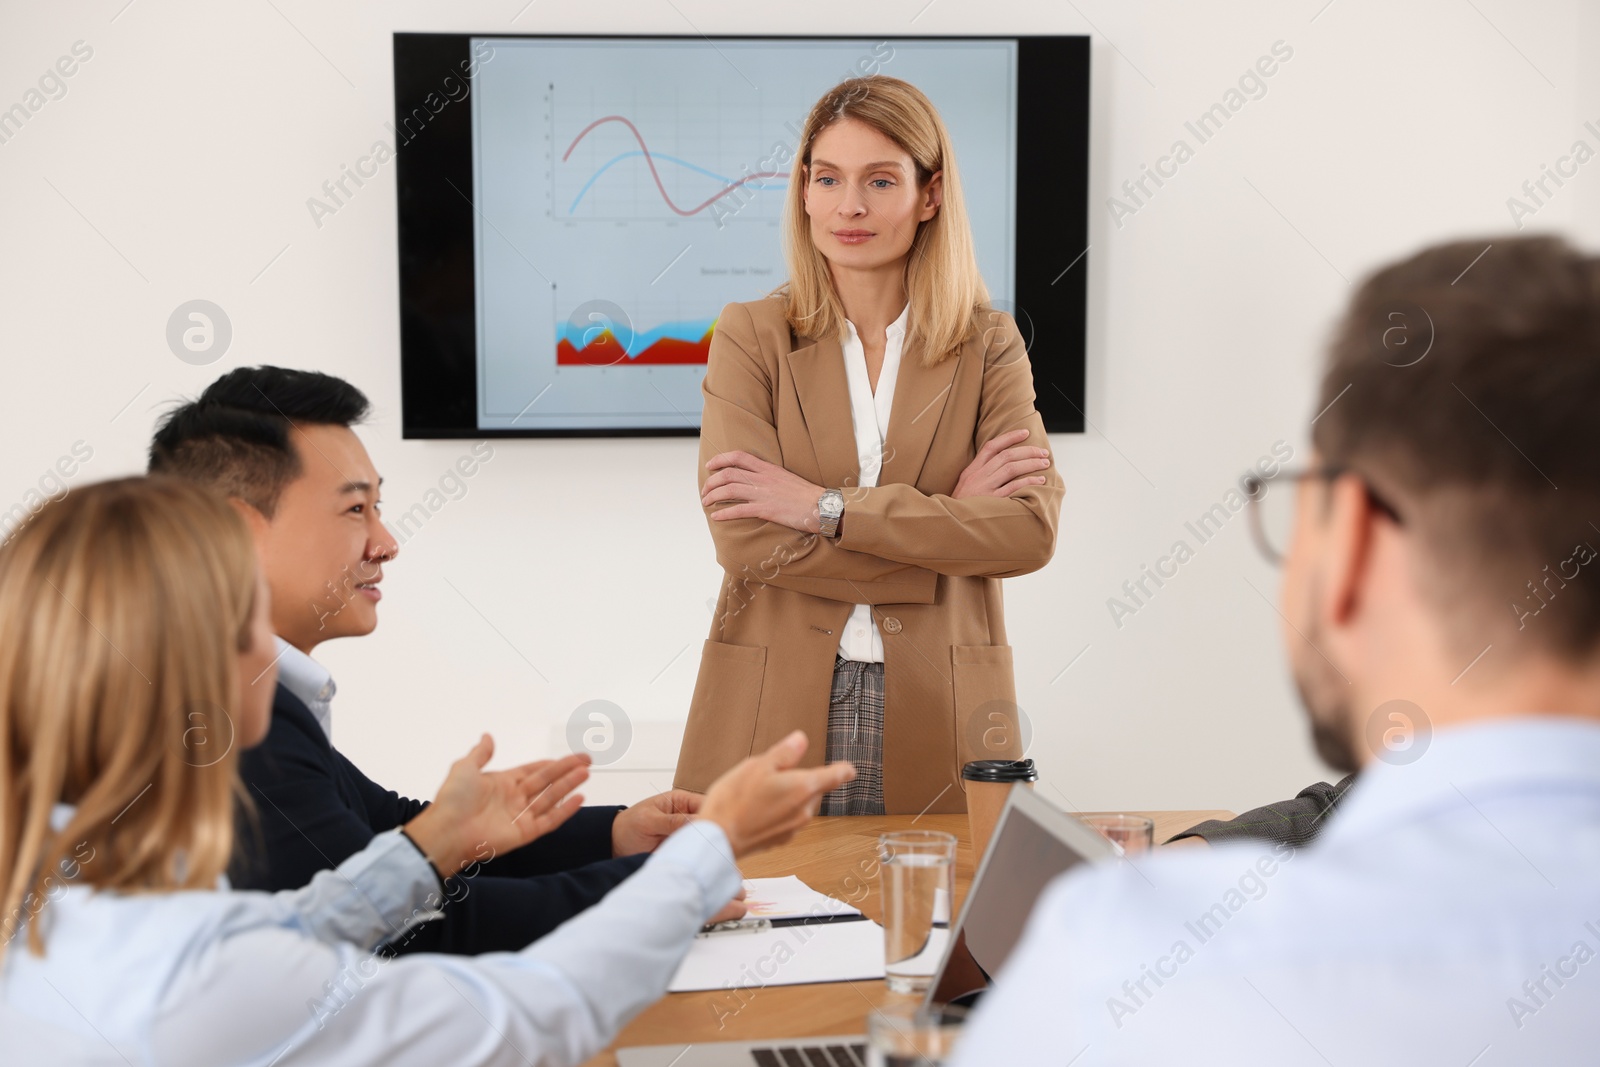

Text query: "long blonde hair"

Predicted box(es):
[775, 75, 989, 366]
[0, 476, 257, 961]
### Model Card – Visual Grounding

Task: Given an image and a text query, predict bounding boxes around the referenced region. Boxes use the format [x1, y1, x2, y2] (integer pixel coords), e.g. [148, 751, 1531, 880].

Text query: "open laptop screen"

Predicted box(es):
[927, 785, 1115, 1007]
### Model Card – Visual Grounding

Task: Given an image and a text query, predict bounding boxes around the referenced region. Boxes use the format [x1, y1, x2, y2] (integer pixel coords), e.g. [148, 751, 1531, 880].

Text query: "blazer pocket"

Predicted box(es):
[679, 640, 768, 790]
[950, 644, 1022, 774]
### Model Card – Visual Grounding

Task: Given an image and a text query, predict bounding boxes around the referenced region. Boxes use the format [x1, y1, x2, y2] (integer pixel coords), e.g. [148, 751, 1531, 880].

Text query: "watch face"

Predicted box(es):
[821, 491, 843, 515]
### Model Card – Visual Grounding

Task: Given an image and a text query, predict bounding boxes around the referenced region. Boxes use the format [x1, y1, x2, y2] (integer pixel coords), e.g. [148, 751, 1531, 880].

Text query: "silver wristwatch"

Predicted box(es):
[817, 488, 845, 538]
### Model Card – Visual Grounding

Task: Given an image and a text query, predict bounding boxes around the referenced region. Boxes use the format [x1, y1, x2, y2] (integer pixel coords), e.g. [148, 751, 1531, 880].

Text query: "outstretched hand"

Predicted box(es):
[404, 736, 591, 878]
[696, 730, 856, 858]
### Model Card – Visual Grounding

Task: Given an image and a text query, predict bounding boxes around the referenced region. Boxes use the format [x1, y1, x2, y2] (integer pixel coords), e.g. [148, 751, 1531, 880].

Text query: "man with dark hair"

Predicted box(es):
[950, 235, 1600, 1062]
[150, 365, 374, 515]
[151, 366, 739, 955]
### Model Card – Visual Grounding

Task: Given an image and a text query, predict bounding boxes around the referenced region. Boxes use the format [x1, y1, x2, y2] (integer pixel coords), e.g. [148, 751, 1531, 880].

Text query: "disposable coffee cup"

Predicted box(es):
[961, 759, 1038, 862]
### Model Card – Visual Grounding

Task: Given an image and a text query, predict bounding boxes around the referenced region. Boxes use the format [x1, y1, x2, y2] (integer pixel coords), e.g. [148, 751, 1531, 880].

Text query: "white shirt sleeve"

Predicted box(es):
[149, 821, 741, 1067]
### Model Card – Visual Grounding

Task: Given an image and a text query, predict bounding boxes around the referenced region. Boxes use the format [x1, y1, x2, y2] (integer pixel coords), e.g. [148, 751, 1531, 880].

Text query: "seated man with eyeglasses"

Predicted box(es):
[949, 234, 1600, 1063]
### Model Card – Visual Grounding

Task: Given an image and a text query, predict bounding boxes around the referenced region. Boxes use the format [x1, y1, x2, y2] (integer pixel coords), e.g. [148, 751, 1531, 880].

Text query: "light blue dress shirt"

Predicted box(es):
[274, 635, 336, 740]
[1, 805, 739, 1066]
[950, 716, 1600, 1066]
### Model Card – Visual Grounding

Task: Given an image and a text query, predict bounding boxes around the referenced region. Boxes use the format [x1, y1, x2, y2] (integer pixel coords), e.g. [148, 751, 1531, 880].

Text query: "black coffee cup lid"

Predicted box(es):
[961, 758, 1038, 783]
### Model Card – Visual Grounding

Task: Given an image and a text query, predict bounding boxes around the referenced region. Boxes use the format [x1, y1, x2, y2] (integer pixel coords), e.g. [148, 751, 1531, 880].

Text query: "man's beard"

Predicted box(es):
[1292, 604, 1362, 775]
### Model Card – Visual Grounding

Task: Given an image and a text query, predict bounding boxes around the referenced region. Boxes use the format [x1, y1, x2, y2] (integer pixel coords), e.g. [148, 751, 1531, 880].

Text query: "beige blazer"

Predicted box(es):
[673, 296, 1065, 814]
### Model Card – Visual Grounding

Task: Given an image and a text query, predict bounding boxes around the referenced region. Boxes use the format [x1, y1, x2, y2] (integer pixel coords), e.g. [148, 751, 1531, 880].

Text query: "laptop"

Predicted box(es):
[617, 785, 1116, 1067]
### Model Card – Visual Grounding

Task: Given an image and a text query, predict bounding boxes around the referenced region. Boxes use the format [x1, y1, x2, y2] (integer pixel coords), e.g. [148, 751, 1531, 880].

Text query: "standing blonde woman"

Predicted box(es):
[677, 76, 1065, 816]
[0, 477, 851, 1065]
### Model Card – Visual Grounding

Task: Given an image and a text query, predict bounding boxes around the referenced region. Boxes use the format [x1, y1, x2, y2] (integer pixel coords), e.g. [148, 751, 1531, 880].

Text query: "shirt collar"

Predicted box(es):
[272, 636, 336, 738]
[1320, 715, 1600, 844]
[844, 301, 910, 341]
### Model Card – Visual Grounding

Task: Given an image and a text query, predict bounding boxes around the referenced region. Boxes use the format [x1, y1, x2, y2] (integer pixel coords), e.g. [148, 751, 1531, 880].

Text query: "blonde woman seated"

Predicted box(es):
[0, 477, 853, 1066]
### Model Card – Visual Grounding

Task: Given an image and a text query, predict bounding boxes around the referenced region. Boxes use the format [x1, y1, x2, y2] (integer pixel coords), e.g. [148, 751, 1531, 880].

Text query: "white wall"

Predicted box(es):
[3, 0, 1596, 813]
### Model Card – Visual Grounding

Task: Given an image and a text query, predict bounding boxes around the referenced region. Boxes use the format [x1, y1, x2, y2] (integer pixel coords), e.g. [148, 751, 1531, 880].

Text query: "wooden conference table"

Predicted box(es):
[583, 808, 1234, 1067]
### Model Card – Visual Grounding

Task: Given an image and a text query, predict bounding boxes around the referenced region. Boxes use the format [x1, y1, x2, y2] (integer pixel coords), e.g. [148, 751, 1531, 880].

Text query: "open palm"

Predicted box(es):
[405, 735, 591, 877]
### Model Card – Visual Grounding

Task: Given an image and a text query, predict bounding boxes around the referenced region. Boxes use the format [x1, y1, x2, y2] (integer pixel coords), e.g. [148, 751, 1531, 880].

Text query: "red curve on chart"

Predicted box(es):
[563, 114, 787, 217]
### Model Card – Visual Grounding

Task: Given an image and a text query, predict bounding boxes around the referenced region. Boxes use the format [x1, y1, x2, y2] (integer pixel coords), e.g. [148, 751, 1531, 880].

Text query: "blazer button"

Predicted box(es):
[882, 616, 903, 635]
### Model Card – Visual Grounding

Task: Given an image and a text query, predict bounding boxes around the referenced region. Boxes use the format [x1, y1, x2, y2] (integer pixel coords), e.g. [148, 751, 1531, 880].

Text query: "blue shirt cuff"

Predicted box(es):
[649, 820, 742, 921]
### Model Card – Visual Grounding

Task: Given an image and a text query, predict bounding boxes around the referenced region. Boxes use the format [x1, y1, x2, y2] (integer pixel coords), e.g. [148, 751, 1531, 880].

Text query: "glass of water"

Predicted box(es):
[877, 830, 956, 994]
[1081, 813, 1155, 856]
[867, 1004, 968, 1066]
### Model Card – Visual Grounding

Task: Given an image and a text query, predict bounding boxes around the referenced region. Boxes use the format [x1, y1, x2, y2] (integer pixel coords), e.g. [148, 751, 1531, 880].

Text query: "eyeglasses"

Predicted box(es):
[1243, 466, 1402, 566]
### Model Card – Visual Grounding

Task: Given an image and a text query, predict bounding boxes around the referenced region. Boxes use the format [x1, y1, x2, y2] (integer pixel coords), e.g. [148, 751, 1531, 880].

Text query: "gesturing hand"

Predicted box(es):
[613, 788, 703, 856]
[404, 736, 591, 879]
[706, 885, 749, 926]
[951, 429, 1051, 500]
[702, 450, 825, 533]
[695, 730, 856, 859]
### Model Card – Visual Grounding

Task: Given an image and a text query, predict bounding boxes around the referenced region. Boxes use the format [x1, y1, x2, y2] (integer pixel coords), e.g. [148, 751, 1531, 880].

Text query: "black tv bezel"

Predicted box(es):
[394, 31, 1089, 438]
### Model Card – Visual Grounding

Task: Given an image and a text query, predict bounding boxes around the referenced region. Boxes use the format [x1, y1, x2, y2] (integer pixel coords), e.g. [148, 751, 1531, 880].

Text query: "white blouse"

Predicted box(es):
[836, 300, 910, 663]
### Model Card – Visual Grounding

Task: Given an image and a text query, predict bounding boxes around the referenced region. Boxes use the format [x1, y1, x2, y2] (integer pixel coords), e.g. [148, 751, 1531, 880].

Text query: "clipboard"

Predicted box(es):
[698, 913, 870, 938]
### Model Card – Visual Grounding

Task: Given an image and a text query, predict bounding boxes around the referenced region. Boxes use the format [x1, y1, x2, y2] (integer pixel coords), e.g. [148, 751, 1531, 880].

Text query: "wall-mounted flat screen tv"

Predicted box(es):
[394, 33, 1089, 437]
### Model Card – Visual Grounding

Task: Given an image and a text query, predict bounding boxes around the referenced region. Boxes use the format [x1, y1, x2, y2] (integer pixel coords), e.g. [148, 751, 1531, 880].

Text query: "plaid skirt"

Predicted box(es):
[820, 655, 886, 816]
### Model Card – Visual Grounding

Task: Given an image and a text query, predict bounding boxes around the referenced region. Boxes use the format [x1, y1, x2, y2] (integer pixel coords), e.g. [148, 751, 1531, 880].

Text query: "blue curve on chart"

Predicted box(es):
[566, 151, 788, 216]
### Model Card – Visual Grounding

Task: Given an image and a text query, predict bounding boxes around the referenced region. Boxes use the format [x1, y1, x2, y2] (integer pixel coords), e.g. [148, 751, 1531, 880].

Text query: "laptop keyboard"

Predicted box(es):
[750, 1043, 869, 1067]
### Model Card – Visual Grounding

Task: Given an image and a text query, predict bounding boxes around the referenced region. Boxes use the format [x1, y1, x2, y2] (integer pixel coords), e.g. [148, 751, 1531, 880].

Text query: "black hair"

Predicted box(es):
[148, 366, 370, 517]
